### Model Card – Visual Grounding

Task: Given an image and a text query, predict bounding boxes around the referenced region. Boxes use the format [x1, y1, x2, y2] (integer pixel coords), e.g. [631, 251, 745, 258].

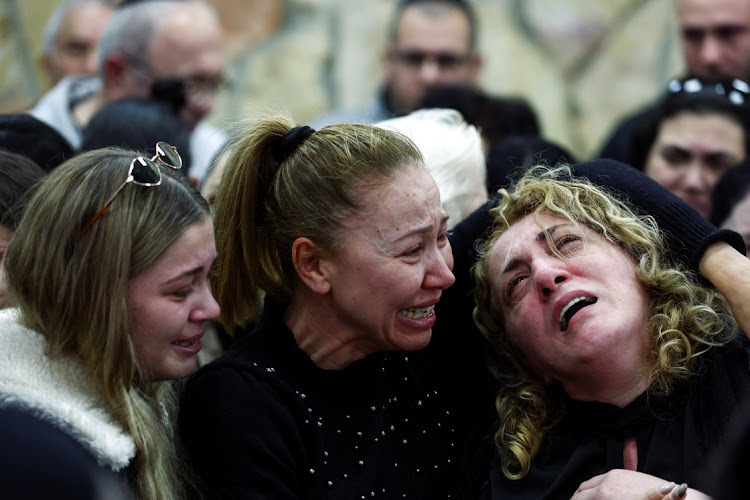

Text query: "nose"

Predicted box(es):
[191, 284, 221, 323]
[418, 58, 442, 84]
[185, 90, 216, 120]
[699, 36, 723, 69]
[533, 259, 569, 300]
[424, 245, 456, 290]
[84, 50, 98, 75]
[682, 162, 709, 191]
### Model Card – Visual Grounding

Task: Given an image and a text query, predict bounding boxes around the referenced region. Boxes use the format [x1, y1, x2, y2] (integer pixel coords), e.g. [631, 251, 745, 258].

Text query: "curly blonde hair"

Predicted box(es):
[472, 166, 736, 480]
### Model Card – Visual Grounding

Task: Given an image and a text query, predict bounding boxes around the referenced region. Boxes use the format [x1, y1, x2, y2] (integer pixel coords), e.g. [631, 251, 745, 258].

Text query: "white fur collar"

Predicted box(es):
[0, 308, 136, 470]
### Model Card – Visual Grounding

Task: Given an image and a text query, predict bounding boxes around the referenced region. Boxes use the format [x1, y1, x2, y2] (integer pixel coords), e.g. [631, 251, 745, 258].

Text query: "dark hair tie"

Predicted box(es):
[272, 125, 316, 164]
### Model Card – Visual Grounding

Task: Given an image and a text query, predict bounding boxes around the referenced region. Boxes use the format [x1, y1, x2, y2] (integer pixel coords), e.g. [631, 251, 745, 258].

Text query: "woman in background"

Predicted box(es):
[630, 77, 750, 218]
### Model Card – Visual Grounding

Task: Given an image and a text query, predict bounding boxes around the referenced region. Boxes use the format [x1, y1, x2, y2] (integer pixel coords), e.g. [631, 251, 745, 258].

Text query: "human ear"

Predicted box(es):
[381, 47, 397, 78]
[291, 237, 331, 295]
[468, 52, 483, 81]
[101, 53, 132, 91]
[40, 54, 57, 83]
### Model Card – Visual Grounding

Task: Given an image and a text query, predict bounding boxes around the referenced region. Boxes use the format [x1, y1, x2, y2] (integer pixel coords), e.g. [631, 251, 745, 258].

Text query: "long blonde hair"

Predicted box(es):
[472, 166, 736, 480]
[5, 148, 210, 499]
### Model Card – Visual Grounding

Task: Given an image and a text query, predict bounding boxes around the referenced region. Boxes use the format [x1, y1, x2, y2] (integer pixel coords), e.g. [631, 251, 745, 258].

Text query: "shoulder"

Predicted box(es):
[0, 406, 128, 500]
[190, 121, 228, 145]
[189, 121, 228, 182]
[28, 76, 98, 150]
[29, 76, 100, 117]
[0, 312, 136, 471]
[181, 317, 305, 414]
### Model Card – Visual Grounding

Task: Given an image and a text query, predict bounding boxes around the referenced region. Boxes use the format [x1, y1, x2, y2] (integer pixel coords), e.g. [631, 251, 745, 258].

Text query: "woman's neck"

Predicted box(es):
[283, 293, 375, 370]
[558, 362, 652, 408]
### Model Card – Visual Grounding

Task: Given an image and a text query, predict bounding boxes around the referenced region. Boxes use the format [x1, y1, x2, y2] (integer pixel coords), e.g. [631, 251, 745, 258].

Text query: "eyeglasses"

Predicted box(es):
[667, 77, 750, 105]
[182, 74, 228, 98]
[77, 142, 182, 239]
[149, 74, 227, 111]
[392, 49, 472, 70]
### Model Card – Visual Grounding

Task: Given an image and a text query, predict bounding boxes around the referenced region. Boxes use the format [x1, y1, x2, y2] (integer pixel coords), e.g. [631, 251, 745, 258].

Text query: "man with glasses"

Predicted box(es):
[311, 0, 483, 127]
[599, 0, 750, 164]
[29, 0, 226, 185]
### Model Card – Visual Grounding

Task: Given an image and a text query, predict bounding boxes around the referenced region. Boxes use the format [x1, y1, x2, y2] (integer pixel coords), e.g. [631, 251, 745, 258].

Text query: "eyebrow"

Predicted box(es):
[162, 265, 204, 287]
[395, 215, 450, 241]
[500, 223, 569, 277]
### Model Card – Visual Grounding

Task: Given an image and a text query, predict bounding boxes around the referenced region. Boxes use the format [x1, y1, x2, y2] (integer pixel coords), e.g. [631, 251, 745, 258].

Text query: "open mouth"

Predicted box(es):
[559, 296, 597, 332]
[172, 333, 203, 348]
[173, 339, 199, 347]
[401, 305, 435, 320]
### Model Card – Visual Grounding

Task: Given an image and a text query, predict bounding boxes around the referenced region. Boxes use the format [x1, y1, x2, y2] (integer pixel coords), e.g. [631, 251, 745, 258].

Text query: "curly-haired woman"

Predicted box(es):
[472, 166, 749, 499]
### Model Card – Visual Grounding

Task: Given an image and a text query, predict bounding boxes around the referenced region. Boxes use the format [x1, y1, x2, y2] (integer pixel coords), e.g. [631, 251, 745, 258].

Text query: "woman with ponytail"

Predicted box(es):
[178, 112, 498, 499]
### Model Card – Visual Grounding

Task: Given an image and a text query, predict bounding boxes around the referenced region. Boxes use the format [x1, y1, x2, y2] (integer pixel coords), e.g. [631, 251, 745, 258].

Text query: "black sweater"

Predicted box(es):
[476, 335, 750, 499]
[178, 208, 496, 499]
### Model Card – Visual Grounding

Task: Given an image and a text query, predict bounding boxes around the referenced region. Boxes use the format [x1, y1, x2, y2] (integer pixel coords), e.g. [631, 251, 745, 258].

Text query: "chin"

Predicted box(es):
[144, 361, 198, 383]
[395, 330, 433, 352]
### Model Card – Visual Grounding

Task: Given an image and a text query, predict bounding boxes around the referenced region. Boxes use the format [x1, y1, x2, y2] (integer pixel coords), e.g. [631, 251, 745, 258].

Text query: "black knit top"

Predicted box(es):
[178, 206, 496, 499]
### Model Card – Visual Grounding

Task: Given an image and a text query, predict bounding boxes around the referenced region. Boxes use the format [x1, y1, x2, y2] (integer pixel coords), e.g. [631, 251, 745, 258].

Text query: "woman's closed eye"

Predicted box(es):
[402, 244, 422, 257]
[171, 285, 194, 299]
[554, 234, 583, 254]
[506, 273, 529, 297]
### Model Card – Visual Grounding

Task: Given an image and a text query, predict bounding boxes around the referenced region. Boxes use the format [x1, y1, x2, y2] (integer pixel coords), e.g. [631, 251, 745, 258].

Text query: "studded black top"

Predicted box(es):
[178, 204, 497, 499]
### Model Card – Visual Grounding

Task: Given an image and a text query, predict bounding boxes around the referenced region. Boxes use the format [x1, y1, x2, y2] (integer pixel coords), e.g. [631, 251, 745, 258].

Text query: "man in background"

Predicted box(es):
[598, 0, 750, 161]
[29, 0, 227, 184]
[311, 0, 482, 127]
[40, 0, 116, 87]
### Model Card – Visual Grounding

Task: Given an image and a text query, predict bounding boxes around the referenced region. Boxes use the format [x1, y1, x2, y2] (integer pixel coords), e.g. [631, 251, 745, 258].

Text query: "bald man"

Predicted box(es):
[30, 0, 227, 183]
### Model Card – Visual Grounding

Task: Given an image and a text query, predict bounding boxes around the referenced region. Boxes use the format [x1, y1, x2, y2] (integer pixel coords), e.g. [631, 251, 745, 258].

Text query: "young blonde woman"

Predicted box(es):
[0, 144, 219, 499]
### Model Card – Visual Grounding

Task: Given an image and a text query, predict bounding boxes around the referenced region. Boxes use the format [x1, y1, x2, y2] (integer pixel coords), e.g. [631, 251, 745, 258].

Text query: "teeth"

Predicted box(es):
[401, 305, 435, 320]
[559, 297, 597, 332]
[174, 341, 195, 347]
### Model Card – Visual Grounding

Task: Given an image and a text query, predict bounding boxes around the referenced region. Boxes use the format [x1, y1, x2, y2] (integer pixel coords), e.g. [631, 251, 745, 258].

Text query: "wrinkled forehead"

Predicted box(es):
[147, 6, 224, 74]
[396, 3, 473, 50]
[487, 211, 588, 269]
[347, 165, 443, 235]
[60, 2, 115, 37]
[678, 0, 750, 25]
[361, 163, 440, 207]
[657, 111, 747, 155]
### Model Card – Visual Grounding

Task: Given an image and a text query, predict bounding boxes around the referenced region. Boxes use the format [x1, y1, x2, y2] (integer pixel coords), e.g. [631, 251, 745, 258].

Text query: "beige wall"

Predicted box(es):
[0, 0, 684, 159]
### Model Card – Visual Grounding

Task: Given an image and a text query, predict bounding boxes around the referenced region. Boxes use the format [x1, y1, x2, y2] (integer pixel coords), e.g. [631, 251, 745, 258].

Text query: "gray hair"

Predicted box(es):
[97, 1, 178, 73]
[96, 1, 219, 74]
[41, 0, 116, 57]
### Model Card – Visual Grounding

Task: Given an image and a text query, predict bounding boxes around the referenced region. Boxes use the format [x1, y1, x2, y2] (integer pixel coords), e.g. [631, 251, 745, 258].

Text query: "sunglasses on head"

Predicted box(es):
[77, 142, 182, 239]
[667, 77, 750, 105]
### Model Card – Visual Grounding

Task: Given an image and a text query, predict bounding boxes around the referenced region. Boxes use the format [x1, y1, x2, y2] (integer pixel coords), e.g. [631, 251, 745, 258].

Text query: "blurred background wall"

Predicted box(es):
[0, 0, 683, 159]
